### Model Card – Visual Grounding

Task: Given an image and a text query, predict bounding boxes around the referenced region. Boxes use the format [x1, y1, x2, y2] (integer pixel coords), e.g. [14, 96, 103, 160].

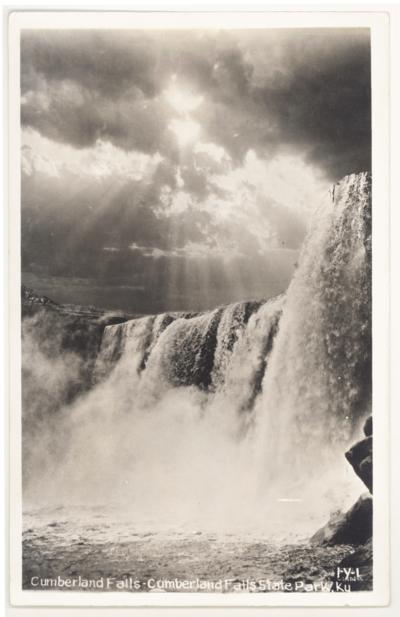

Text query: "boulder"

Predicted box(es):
[345, 436, 372, 493]
[310, 415, 373, 549]
[363, 415, 372, 437]
[310, 494, 372, 546]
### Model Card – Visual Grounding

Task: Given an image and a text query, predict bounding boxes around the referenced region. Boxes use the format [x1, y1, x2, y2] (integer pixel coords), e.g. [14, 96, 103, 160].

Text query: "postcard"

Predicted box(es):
[7, 9, 390, 609]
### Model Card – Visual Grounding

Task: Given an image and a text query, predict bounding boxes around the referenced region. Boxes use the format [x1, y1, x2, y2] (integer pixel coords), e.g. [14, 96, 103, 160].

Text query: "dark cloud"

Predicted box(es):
[21, 31, 160, 99]
[21, 29, 370, 180]
[191, 29, 371, 179]
[250, 29, 371, 179]
[21, 77, 170, 154]
[20, 28, 371, 311]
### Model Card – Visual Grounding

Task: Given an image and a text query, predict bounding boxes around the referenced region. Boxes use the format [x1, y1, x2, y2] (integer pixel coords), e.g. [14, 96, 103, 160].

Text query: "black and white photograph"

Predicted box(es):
[7, 10, 391, 608]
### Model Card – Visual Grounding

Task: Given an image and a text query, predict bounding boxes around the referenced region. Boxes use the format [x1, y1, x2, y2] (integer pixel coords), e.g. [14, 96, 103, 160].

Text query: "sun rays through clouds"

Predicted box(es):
[21, 28, 370, 312]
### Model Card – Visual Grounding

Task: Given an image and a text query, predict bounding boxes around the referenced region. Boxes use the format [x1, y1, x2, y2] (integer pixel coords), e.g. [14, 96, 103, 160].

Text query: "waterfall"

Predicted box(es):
[93, 173, 370, 435]
[93, 297, 282, 413]
[254, 172, 372, 492]
[23, 172, 372, 531]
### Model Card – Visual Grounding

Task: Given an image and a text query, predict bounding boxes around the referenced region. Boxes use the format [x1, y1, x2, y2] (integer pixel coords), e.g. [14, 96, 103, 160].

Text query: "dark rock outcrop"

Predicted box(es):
[363, 415, 372, 437]
[345, 436, 372, 493]
[345, 415, 373, 493]
[311, 415, 373, 548]
[310, 494, 372, 546]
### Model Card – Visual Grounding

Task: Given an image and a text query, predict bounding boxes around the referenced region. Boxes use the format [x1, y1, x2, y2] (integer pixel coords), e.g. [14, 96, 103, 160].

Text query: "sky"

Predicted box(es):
[20, 28, 371, 313]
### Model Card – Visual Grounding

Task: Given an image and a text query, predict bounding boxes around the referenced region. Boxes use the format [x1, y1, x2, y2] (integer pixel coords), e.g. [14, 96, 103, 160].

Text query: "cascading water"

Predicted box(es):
[253, 172, 371, 499]
[22, 172, 371, 537]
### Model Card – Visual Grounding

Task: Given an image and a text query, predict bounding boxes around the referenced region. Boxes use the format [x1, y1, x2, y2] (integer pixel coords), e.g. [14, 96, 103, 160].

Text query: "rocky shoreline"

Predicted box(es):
[310, 415, 373, 590]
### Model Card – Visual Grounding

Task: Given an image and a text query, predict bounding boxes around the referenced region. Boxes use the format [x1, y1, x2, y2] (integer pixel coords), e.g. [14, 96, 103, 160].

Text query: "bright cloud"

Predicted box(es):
[22, 129, 163, 181]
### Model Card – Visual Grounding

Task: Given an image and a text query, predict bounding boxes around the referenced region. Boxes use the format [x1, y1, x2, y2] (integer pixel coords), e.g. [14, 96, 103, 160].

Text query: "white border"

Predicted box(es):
[7, 9, 390, 609]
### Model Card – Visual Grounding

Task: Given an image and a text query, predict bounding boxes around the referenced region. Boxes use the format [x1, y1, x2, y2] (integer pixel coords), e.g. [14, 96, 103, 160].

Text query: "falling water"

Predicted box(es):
[254, 172, 371, 496]
[23, 172, 372, 534]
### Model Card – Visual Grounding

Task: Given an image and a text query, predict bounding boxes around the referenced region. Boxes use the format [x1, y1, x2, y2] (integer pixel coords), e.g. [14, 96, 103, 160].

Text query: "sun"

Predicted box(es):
[163, 76, 204, 148]
[169, 118, 201, 148]
[164, 84, 204, 113]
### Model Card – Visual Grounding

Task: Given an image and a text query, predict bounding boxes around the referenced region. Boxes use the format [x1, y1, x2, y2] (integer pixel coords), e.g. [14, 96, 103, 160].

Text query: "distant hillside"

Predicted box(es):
[21, 285, 133, 325]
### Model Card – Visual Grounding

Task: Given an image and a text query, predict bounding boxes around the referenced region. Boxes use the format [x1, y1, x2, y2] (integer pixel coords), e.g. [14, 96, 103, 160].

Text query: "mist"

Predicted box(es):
[22, 175, 371, 541]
